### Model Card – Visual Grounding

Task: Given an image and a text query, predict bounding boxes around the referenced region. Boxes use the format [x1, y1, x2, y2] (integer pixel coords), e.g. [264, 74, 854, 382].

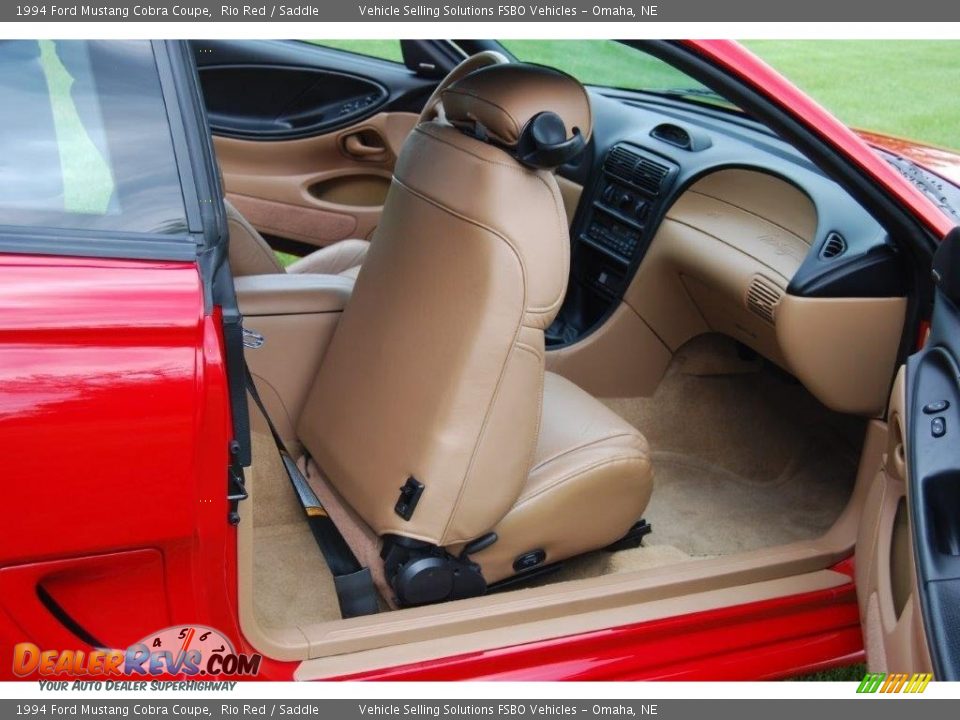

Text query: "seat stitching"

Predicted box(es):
[514, 454, 649, 508]
[391, 177, 526, 283]
[414, 124, 523, 170]
[514, 341, 541, 358]
[440, 338, 527, 547]
[412, 126, 568, 316]
[387, 179, 530, 547]
[442, 87, 521, 142]
[531, 431, 644, 471]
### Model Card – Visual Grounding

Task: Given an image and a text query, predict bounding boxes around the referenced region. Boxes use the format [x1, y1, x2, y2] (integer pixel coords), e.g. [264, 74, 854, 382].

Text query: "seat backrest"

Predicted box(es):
[224, 200, 285, 276]
[297, 64, 592, 548]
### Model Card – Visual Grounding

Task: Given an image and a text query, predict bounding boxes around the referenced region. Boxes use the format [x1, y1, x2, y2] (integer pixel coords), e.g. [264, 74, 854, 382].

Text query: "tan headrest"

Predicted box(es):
[441, 63, 592, 149]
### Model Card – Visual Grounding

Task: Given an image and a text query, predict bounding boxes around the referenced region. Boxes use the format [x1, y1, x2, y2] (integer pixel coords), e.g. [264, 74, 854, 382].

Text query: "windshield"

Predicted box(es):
[499, 40, 739, 111]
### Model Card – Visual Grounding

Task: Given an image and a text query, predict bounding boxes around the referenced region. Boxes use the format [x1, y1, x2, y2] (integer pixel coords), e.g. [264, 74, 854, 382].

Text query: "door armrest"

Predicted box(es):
[234, 274, 354, 316]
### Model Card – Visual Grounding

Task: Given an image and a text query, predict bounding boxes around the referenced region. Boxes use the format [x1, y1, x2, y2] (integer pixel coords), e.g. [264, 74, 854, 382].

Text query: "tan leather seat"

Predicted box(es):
[297, 64, 653, 604]
[226, 200, 368, 279]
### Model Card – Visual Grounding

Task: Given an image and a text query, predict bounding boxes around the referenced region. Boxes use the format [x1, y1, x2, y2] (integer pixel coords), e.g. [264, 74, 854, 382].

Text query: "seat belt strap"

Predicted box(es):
[243, 363, 379, 619]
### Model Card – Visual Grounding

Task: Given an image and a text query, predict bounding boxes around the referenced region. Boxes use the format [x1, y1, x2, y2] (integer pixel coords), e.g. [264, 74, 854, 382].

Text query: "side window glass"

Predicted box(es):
[0, 40, 187, 235]
[304, 41, 404, 64]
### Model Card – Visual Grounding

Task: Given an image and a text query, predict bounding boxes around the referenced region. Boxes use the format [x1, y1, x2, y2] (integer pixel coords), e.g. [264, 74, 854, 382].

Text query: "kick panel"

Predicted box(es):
[855, 369, 933, 674]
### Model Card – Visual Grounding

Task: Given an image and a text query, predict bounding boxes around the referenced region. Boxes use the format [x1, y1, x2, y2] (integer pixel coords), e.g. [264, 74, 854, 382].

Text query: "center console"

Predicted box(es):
[547, 143, 679, 346]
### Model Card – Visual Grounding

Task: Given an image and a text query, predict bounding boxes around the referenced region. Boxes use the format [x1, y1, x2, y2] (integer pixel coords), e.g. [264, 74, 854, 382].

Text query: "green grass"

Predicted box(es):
[743, 41, 960, 150]
[275, 251, 298, 268]
[305, 40, 404, 63]
[38, 40, 115, 214]
[500, 40, 698, 93]
[788, 663, 866, 682]
[310, 39, 960, 151]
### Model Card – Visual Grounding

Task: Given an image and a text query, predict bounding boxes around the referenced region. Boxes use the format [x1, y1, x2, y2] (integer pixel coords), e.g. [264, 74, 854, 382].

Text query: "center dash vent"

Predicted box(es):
[819, 232, 848, 260]
[604, 146, 671, 196]
[650, 123, 712, 151]
[746, 276, 782, 324]
[651, 123, 691, 149]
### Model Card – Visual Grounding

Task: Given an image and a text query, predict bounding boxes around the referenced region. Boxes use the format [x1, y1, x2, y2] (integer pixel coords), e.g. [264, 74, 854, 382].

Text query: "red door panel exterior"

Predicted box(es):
[0, 254, 254, 679]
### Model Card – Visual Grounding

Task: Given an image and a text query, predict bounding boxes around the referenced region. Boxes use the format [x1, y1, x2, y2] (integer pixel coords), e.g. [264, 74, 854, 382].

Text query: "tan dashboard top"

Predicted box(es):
[666, 169, 817, 283]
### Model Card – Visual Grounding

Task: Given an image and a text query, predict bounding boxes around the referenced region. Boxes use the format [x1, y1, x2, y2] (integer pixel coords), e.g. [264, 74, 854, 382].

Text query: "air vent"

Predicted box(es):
[605, 146, 640, 178]
[819, 232, 847, 260]
[746, 276, 782, 324]
[651, 123, 691, 149]
[604, 146, 671, 196]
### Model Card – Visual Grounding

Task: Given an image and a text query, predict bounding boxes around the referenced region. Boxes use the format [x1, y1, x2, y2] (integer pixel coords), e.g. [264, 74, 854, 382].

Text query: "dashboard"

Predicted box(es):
[547, 90, 908, 417]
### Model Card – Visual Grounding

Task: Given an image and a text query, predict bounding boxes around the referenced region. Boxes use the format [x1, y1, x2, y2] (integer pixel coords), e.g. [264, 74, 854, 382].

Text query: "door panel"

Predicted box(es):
[858, 228, 960, 679]
[200, 65, 388, 140]
[854, 367, 933, 673]
[215, 112, 417, 246]
[192, 40, 433, 248]
[905, 228, 960, 680]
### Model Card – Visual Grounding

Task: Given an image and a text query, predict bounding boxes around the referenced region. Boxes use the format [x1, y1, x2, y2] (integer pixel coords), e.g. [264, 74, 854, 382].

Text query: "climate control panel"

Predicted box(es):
[548, 143, 680, 346]
[599, 180, 652, 223]
[579, 144, 678, 265]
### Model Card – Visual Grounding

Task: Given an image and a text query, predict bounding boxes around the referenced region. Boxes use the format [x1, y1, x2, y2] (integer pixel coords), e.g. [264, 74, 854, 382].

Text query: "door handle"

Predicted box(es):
[884, 415, 908, 484]
[343, 132, 387, 159]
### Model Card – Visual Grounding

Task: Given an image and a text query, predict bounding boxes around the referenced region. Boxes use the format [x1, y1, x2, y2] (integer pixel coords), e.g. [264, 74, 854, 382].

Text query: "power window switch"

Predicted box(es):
[932, 417, 946, 438]
[923, 399, 950, 414]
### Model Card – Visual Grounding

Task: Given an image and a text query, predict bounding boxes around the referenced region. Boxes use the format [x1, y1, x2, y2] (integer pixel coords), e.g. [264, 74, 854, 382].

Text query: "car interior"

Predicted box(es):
[191, 39, 932, 676]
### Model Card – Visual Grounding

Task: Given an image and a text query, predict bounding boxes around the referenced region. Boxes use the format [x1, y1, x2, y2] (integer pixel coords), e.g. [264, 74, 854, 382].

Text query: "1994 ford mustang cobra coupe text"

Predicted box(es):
[1, 39, 959, 681]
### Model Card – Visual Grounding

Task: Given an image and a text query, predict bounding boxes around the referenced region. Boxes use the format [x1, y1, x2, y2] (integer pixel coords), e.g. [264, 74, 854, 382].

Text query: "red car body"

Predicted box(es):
[1, 40, 957, 681]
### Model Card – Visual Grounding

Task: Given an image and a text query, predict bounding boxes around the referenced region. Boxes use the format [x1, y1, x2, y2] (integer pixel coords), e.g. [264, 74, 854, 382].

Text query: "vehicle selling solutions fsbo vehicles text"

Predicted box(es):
[355, 5, 654, 17]
[356, 704, 647, 716]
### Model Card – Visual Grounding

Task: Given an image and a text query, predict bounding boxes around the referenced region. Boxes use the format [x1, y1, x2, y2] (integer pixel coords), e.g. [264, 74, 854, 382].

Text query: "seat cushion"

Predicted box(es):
[286, 239, 369, 277]
[470, 371, 654, 584]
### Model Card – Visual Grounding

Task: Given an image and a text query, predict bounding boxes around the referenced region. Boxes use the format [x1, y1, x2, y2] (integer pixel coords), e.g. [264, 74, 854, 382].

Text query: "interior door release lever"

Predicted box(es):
[343, 132, 387, 159]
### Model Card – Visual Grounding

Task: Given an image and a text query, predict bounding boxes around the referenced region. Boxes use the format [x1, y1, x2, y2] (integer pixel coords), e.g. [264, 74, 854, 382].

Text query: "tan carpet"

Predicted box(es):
[643, 448, 854, 555]
[253, 522, 341, 627]
[247, 334, 865, 623]
[249, 431, 343, 627]
[602, 334, 865, 556]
